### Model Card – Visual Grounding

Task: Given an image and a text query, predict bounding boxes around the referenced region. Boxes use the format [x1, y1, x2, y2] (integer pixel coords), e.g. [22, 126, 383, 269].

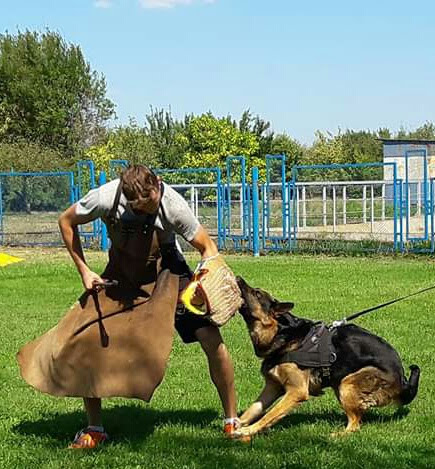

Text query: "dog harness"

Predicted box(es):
[263, 316, 338, 385]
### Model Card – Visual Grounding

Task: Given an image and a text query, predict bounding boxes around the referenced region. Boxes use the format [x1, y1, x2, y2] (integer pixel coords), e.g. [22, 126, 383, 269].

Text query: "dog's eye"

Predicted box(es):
[255, 290, 262, 299]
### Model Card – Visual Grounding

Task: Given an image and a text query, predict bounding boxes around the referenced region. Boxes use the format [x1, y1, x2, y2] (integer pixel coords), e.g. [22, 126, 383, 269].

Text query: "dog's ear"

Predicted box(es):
[272, 301, 294, 315]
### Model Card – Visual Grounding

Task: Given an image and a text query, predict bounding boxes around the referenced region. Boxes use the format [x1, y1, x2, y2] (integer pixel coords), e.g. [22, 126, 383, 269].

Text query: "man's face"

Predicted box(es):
[127, 186, 161, 215]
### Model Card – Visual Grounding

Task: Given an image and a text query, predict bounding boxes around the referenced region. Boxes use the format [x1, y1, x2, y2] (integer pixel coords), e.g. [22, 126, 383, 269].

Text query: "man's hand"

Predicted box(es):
[81, 269, 105, 291]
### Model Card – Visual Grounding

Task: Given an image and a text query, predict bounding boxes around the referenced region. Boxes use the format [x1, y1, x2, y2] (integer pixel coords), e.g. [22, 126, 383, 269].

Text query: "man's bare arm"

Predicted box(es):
[189, 225, 219, 260]
[58, 204, 104, 289]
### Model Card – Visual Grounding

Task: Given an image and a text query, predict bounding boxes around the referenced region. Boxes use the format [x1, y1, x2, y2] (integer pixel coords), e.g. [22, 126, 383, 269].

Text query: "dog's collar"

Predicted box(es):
[275, 313, 313, 342]
[258, 313, 313, 358]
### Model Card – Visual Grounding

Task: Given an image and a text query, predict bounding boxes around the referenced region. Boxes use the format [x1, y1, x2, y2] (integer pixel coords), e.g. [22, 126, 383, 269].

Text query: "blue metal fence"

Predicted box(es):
[262, 154, 289, 251]
[0, 171, 75, 246]
[2, 157, 435, 255]
[290, 162, 401, 253]
[222, 156, 252, 251]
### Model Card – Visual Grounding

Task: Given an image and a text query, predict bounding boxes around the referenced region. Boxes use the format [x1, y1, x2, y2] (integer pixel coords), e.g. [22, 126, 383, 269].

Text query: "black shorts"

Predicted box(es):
[161, 244, 217, 343]
[175, 307, 215, 344]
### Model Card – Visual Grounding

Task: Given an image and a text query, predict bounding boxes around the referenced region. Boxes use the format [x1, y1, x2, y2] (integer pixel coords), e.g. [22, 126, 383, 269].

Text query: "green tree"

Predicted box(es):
[238, 109, 274, 159]
[270, 133, 305, 179]
[303, 130, 346, 165]
[377, 127, 392, 140]
[301, 129, 383, 181]
[145, 107, 189, 168]
[0, 141, 70, 213]
[110, 119, 155, 166]
[396, 121, 435, 140]
[0, 141, 66, 172]
[181, 113, 263, 181]
[0, 30, 115, 157]
[84, 119, 157, 174]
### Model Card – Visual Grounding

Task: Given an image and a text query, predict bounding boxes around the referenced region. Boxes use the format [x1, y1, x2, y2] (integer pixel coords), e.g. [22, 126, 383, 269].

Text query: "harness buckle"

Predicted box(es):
[331, 319, 347, 329]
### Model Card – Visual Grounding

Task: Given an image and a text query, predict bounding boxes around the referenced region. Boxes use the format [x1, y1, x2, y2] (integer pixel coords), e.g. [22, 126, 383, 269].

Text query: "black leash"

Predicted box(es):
[331, 284, 435, 328]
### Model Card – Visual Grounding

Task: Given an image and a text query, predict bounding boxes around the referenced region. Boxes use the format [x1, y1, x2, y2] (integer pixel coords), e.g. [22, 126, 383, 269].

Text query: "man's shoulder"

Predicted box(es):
[99, 178, 120, 194]
[80, 179, 120, 212]
[97, 179, 120, 205]
[161, 182, 184, 204]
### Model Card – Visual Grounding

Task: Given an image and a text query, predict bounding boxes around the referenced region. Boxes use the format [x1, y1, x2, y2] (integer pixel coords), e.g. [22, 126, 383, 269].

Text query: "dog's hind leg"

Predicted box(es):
[333, 366, 401, 436]
[236, 364, 309, 437]
[239, 379, 284, 427]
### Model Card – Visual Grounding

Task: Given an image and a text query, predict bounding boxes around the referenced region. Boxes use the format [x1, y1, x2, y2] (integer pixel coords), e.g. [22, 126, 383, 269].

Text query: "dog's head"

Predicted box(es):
[236, 276, 295, 357]
[237, 276, 294, 323]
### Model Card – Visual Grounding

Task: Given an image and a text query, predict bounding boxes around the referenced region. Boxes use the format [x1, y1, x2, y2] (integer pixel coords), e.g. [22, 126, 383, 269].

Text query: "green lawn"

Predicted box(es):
[0, 250, 434, 469]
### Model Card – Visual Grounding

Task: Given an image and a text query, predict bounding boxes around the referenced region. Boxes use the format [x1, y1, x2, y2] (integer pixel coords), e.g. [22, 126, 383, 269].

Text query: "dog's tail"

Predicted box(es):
[399, 365, 420, 405]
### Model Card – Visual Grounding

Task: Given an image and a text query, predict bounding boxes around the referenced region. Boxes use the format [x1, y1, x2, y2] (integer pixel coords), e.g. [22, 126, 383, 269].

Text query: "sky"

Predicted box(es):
[1, 0, 435, 144]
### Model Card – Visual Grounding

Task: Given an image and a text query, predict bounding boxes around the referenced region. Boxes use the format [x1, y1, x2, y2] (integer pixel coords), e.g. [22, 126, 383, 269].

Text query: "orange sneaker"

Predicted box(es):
[68, 428, 108, 449]
[223, 418, 241, 439]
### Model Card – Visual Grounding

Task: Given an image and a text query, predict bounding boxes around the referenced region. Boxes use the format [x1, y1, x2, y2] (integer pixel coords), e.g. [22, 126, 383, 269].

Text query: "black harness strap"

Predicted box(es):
[108, 178, 123, 225]
[263, 319, 337, 386]
[275, 323, 337, 367]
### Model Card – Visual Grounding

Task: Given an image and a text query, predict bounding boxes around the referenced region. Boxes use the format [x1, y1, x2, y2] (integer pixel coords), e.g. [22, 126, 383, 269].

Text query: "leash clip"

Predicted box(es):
[331, 318, 347, 329]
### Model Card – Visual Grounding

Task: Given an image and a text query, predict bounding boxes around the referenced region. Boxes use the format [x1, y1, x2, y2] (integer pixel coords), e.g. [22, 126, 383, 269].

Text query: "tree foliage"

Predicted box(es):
[145, 107, 189, 169]
[0, 30, 115, 157]
[85, 119, 156, 172]
[181, 113, 264, 181]
[301, 129, 384, 181]
[396, 121, 435, 140]
[1, 28, 435, 178]
[0, 141, 71, 213]
[237, 110, 274, 160]
[0, 141, 66, 172]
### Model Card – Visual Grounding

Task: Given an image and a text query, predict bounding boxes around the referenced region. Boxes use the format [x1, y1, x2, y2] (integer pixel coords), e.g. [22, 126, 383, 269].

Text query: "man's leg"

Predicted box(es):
[84, 397, 102, 426]
[69, 398, 107, 449]
[195, 326, 237, 419]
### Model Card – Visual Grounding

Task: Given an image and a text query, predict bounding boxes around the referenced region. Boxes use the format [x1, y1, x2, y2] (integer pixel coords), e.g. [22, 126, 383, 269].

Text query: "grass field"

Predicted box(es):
[0, 249, 434, 469]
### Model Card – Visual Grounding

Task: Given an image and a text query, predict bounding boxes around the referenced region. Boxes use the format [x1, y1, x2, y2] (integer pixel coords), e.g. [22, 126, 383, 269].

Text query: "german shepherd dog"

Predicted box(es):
[235, 277, 420, 438]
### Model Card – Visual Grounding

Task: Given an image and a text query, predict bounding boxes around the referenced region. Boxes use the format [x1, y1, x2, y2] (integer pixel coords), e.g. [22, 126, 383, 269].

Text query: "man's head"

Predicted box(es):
[121, 165, 161, 215]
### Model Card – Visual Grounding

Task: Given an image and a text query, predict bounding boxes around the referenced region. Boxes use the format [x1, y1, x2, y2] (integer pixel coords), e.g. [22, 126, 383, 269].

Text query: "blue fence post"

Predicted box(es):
[264, 154, 287, 250]
[109, 159, 129, 180]
[252, 167, 260, 257]
[431, 179, 435, 253]
[68, 172, 75, 205]
[99, 171, 109, 252]
[397, 178, 403, 252]
[0, 177, 3, 245]
[225, 156, 248, 239]
[216, 168, 223, 250]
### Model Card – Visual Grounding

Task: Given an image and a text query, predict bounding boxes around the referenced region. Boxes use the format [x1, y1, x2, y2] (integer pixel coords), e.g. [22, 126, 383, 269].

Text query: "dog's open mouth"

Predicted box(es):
[238, 298, 250, 318]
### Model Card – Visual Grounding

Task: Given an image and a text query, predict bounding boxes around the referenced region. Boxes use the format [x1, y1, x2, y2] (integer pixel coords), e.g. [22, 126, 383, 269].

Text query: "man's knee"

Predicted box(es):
[195, 326, 225, 356]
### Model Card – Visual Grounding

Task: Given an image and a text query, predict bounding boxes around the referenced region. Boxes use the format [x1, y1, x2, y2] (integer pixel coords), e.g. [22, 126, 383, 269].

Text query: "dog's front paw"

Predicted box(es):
[330, 429, 357, 438]
[232, 429, 253, 443]
[236, 427, 250, 436]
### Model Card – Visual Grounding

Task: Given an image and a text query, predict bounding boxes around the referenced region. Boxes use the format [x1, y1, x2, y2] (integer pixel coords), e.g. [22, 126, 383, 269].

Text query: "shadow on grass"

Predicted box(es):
[12, 405, 219, 444]
[12, 403, 411, 444]
[153, 431, 434, 469]
[273, 405, 410, 430]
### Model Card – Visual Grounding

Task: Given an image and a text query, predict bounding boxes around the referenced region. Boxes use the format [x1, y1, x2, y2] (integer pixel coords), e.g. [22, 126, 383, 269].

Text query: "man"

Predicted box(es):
[57, 164, 240, 448]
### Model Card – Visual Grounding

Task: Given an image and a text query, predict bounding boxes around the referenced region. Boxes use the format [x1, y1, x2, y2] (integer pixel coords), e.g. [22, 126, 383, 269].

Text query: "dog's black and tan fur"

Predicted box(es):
[235, 277, 420, 437]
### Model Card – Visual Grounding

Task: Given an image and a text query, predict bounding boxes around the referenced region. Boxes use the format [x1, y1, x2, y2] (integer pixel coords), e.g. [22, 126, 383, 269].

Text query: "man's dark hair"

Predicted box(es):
[121, 165, 159, 201]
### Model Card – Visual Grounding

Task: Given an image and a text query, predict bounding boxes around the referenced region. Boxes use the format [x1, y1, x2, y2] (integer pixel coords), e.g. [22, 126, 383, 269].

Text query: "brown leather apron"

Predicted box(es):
[17, 184, 179, 401]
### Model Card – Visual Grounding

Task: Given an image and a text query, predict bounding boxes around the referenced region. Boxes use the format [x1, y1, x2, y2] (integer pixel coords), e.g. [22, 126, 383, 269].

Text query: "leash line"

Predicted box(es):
[332, 284, 435, 328]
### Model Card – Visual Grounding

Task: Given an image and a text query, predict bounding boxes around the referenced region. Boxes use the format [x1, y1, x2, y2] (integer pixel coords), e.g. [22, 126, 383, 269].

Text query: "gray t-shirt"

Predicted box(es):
[76, 179, 200, 246]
